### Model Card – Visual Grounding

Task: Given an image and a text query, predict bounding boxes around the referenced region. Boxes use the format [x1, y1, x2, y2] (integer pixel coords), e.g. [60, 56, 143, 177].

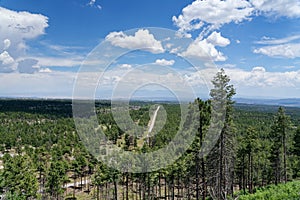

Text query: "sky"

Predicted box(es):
[1, 0, 300, 99]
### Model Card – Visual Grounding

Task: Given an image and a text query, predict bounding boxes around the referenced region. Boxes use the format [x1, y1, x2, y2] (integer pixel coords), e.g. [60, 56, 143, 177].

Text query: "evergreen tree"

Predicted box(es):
[270, 107, 291, 184]
[1, 154, 38, 199]
[208, 68, 236, 200]
[46, 160, 67, 199]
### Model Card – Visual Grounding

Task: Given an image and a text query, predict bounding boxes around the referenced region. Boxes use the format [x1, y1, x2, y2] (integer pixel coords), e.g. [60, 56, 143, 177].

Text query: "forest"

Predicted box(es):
[1, 70, 300, 200]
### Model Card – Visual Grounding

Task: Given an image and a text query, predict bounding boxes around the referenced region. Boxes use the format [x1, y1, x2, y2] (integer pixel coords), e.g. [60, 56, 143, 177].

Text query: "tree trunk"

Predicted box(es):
[248, 153, 253, 193]
[218, 131, 224, 200]
[201, 156, 206, 200]
[97, 185, 100, 200]
[159, 171, 161, 199]
[196, 155, 199, 200]
[126, 173, 129, 200]
[114, 180, 118, 200]
[242, 154, 246, 195]
[164, 175, 167, 200]
[283, 130, 287, 183]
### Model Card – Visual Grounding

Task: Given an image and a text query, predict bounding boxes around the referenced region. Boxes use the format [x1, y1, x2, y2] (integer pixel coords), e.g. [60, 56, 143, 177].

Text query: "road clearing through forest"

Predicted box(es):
[148, 106, 160, 133]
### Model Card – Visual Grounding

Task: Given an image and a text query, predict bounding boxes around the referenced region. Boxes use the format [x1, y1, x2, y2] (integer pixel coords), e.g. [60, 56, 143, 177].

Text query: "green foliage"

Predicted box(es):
[1, 85, 300, 200]
[238, 181, 300, 200]
[1, 154, 38, 198]
[2, 191, 27, 200]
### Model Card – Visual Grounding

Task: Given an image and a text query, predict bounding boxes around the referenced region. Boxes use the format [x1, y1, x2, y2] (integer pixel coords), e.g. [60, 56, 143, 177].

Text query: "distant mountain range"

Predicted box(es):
[1, 96, 300, 108]
[234, 98, 300, 108]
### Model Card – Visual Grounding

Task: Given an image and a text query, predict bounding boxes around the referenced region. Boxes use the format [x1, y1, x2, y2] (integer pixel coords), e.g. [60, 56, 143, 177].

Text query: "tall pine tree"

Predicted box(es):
[208, 68, 236, 200]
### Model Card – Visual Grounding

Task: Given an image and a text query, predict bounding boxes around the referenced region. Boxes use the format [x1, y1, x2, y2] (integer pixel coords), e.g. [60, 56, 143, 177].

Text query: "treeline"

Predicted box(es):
[0, 70, 300, 199]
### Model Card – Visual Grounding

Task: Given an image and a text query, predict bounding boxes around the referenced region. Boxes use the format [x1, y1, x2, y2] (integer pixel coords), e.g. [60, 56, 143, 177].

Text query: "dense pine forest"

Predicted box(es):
[1, 71, 300, 200]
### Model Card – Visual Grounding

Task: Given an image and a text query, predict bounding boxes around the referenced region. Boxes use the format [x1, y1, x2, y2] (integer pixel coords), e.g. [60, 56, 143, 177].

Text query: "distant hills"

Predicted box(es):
[234, 98, 300, 108]
[1, 96, 300, 108]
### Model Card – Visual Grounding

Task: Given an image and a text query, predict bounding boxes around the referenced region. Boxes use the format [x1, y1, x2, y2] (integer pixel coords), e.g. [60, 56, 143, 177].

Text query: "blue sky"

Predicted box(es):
[1, 0, 300, 99]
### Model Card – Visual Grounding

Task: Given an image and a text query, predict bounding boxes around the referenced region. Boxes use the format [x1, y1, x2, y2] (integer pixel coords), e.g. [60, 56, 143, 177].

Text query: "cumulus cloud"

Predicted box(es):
[173, 0, 300, 37]
[0, 51, 17, 72]
[207, 31, 230, 47]
[181, 40, 226, 61]
[105, 29, 165, 54]
[3, 39, 11, 50]
[0, 51, 14, 66]
[0, 7, 48, 42]
[172, 0, 253, 37]
[173, 0, 300, 63]
[250, 0, 300, 18]
[181, 32, 230, 61]
[155, 59, 175, 66]
[0, 7, 48, 73]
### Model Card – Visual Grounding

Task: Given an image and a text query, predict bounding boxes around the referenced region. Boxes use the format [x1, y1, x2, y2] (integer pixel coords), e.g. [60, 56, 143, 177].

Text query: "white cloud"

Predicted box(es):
[284, 66, 296, 69]
[173, 0, 300, 38]
[219, 63, 236, 68]
[236, 40, 241, 44]
[88, 0, 96, 6]
[172, 0, 253, 36]
[181, 39, 227, 61]
[252, 66, 266, 73]
[254, 43, 300, 58]
[87, 0, 102, 10]
[254, 34, 300, 58]
[0, 51, 17, 72]
[250, 0, 300, 18]
[39, 68, 52, 73]
[180, 32, 230, 61]
[226, 66, 300, 88]
[0, 51, 14, 66]
[0, 7, 48, 41]
[155, 59, 175, 66]
[120, 64, 132, 69]
[173, 0, 300, 64]
[105, 29, 165, 54]
[22, 55, 84, 68]
[183, 66, 300, 98]
[3, 39, 11, 50]
[256, 35, 300, 45]
[206, 31, 230, 47]
[0, 7, 48, 73]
